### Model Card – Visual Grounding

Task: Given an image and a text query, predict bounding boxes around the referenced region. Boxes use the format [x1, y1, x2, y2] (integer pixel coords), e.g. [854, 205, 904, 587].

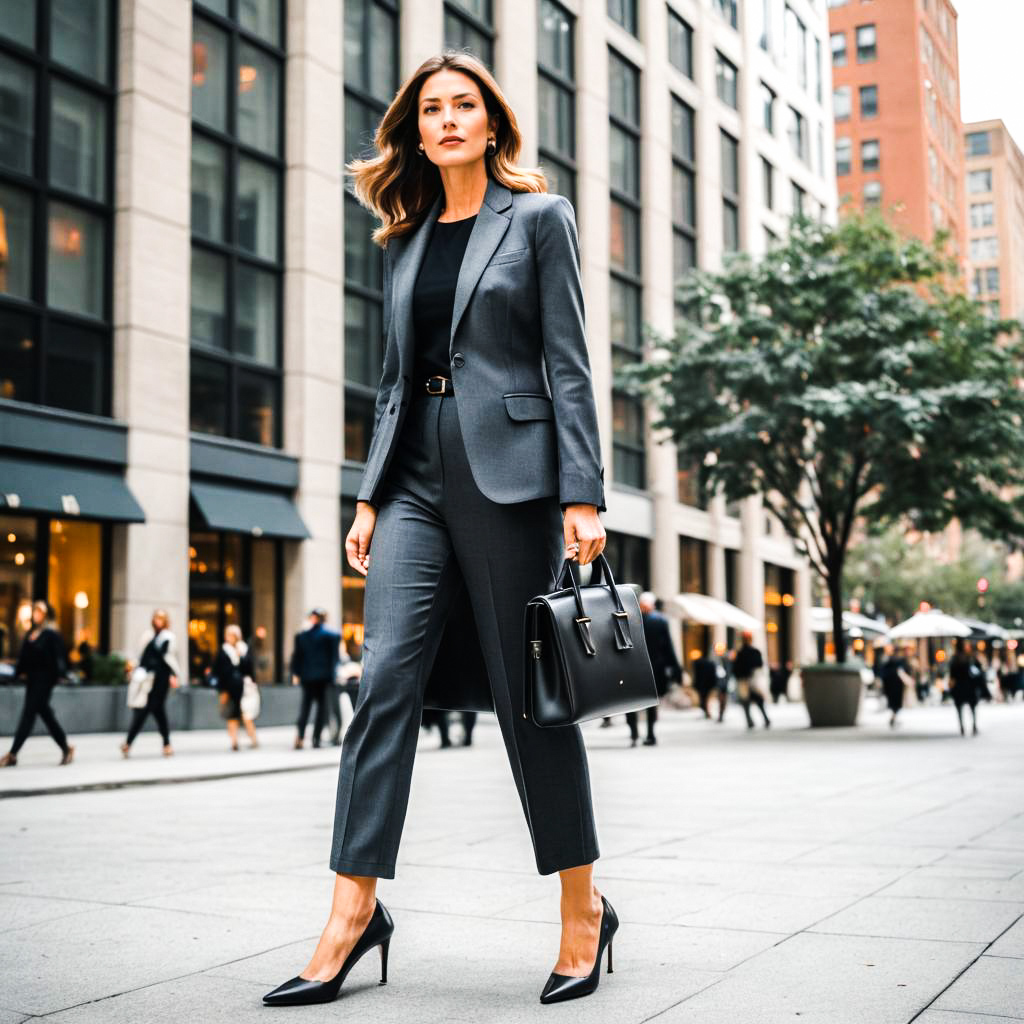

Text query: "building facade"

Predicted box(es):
[963, 119, 1024, 323]
[1, 0, 830, 686]
[828, 0, 965, 261]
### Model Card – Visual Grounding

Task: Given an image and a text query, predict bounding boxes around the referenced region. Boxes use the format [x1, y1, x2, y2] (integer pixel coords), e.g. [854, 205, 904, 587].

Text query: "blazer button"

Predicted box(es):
[452, 352, 465, 368]
[389, 406, 396, 414]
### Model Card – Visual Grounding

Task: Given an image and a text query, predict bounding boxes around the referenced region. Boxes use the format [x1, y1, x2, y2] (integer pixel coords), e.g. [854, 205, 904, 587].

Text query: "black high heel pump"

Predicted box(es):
[263, 899, 394, 1006]
[539, 894, 618, 1005]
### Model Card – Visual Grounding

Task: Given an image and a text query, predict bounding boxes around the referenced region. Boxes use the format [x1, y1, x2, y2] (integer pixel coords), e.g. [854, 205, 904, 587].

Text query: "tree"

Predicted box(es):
[616, 212, 1024, 662]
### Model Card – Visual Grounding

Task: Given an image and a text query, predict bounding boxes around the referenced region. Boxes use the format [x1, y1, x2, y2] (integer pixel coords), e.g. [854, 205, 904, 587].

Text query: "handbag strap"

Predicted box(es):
[551, 553, 634, 654]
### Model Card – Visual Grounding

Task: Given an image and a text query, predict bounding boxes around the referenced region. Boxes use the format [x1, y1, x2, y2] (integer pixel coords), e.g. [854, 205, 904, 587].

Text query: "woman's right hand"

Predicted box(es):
[345, 501, 378, 576]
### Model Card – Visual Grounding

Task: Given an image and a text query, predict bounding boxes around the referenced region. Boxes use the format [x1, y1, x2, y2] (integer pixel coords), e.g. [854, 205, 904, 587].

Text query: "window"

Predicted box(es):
[679, 537, 709, 667]
[786, 105, 808, 163]
[861, 139, 879, 172]
[671, 95, 696, 321]
[668, 8, 693, 79]
[856, 24, 876, 62]
[785, 6, 807, 90]
[444, 0, 495, 69]
[966, 131, 991, 157]
[761, 156, 775, 210]
[721, 130, 740, 252]
[859, 84, 878, 118]
[538, 1, 577, 204]
[970, 201, 995, 229]
[830, 31, 847, 66]
[712, 0, 738, 30]
[677, 451, 708, 509]
[985, 299, 1001, 319]
[608, 0, 637, 36]
[833, 86, 851, 120]
[0, 0, 116, 416]
[343, 0, 400, 465]
[715, 52, 738, 110]
[609, 49, 644, 489]
[760, 81, 776, 133]
[967, 169, 992, 194]
[928, 145, 939, 186]
[970, 267, 1000, 297]
[970, 236, 999, 262]
[835, 137, 852, 176]
[791, 181, 806, 217]
[863, 180, 882, 206]
[190, 2, 285, 448]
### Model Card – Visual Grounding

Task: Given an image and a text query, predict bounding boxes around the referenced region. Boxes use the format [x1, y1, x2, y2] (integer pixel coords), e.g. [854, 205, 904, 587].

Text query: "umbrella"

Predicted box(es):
[670, 593, 762, 631]
[810, 607, 890, 637]
[888, 610, 971, 640]
[958, 617, 1008, 641]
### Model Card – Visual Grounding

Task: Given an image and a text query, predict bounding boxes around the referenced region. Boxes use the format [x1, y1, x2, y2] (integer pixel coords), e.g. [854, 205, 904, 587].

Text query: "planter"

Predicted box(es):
[800, 662, 864, 727]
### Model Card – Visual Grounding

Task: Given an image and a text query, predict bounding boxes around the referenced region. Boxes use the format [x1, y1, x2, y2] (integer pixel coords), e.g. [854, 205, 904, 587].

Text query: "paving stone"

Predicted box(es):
[988, 916, 1024, 958]
[932, 954, 1024, 1018]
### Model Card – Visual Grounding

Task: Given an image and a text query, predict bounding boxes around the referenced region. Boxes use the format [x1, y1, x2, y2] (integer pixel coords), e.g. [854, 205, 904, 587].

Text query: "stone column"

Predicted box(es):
[109, 0, 192, 655]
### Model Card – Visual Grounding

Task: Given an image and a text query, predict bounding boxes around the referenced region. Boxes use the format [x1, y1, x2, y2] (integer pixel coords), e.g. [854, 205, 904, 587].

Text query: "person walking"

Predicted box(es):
[879, 644, 913, 729]
[120, 609, 181, 758]
[0, 600, 74, 767]
[949, 638, 983, 736]
[625, 592, 681, 746]
[263, 53, 616, 1009]
[290, 608, 341, 750]
[213, 625, 259, 751]
[733, 631, 771, 729]
[692, 645, 719, 719]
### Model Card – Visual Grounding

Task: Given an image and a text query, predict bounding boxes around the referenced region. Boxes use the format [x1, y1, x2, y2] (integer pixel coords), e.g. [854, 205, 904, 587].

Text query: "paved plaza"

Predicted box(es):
[2, 696, 1024, 1023]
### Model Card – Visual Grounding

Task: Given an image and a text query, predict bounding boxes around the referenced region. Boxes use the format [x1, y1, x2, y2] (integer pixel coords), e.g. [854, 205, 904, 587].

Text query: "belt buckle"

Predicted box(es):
[425, 376, 448, 395]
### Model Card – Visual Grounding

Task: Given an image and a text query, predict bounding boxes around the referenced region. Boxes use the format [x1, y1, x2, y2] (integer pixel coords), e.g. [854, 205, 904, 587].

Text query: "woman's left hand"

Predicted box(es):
[562, 504, 606, 565]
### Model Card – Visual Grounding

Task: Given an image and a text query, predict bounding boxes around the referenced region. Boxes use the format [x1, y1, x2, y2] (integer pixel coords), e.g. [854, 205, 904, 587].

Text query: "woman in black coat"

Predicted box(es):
[949, 638, 982, 736]
[212, 624, 259, 751]
[121, 609, 181, 758]
[0, 600, 74, 767]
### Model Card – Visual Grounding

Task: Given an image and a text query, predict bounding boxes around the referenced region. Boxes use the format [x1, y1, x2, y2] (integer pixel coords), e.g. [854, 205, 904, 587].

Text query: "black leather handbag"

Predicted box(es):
[524, 553, 660, 727]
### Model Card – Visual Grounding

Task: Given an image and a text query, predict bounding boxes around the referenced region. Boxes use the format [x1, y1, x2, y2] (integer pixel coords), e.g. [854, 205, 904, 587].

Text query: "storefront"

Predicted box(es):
[679, 535, 709, 669]
[763, 562, 796, 667]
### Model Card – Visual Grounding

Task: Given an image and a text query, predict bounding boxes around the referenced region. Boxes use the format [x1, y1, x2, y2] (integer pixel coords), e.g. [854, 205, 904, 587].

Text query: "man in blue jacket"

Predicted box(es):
[290, 608, 341, 749]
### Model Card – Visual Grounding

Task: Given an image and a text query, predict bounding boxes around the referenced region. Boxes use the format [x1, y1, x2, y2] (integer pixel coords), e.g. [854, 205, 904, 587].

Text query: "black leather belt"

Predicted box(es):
[424, 375, 454, 395]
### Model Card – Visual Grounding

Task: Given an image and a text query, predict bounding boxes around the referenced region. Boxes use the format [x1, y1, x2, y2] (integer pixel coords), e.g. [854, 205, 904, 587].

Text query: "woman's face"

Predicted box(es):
[152, 612, 167, 632]
[416, 69, 494, 169]
[31, 603, 46, 626]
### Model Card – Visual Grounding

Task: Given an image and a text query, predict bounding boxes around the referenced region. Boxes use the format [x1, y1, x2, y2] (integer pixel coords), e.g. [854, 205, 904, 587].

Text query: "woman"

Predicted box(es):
[263, 53, 615, 1008]
[949, 638, 982, 736]
[0, 601, 74, 767]
[121, 609, 180, 758]
[212, 625, 259, 751]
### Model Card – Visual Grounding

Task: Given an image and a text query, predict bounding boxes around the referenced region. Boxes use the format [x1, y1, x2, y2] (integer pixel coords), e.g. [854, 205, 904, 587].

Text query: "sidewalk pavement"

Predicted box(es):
[2, 697, 1023, 1023]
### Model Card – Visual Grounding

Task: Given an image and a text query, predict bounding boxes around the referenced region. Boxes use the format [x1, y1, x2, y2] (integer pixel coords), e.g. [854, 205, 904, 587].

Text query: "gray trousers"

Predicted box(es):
[330, 392, 600, 878]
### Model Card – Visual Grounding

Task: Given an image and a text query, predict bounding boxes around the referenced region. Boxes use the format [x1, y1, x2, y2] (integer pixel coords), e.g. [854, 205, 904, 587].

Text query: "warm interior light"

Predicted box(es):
[6, 533, 14, 543]
[238, 65, 257, 92]
[74, 590, 89, 610]
[14, 552, 25, 566]
[781, 593, 795, 607]
[192, 41, 208, 85]
[935, 649, 947, 662]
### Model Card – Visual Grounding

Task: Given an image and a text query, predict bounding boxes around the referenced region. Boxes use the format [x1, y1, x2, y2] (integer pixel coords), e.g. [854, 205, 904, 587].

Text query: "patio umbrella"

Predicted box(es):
[888, 610, 971, 640]
[958, 617, 1008, 641]
[810, 607, 891, 637]
[670, 593, 762, 632]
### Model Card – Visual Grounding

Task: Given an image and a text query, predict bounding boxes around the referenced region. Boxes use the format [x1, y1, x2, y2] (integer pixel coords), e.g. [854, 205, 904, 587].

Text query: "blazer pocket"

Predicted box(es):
[488, 246, 529, 267]
[503, 393, 555, 421]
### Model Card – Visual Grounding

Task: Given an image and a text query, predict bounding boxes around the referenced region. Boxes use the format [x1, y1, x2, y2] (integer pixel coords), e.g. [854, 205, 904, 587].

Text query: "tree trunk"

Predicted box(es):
[827, 570, 847, 664]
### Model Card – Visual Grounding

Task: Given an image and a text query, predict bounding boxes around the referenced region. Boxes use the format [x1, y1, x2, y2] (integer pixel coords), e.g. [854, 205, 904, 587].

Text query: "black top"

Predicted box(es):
[412, 214, 477, 383]
[140, 633, 174, 695]
[15, 627, 66, 687]
[213, 647, 254, 702]
[733, 643, 764, 679]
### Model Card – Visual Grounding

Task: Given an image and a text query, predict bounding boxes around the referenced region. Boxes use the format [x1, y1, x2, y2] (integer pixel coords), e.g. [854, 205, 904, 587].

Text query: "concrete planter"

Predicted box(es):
[0, 684, 306, 736]
[800, 663, 864, 727]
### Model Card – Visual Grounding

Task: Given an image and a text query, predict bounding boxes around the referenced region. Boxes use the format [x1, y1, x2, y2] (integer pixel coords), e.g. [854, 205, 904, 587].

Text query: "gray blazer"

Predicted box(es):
[356, 174, 606, 512]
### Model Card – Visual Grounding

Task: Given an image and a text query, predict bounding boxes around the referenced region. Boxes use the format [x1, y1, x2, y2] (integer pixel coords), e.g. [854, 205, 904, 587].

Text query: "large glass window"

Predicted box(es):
[668, 8, 693, 79]
[343, 0, 399, 466]
[604, 531, 650, 590]
[721, 130, 740, 252]
[970, 201, 995, 229]
[786, 105, 808, 164]
[538, 1, 576, 204]
[444, 0, 494, 69]
[671, 96, 696, 323]
[764, 563, 794, 666]
[712, 0, 738, 30]
[608, 0, 637, 36]
[0, 3, 114, 416]
[856, 23, 877, 63]
[679, 536, 709, 670]
[760, 81, 775, 134]
[190, 1, 285, 448]
[715, 51, 738, 110]
[967, 169, 992, 194]
[965, 131, 990, 157]
[609, 49, 644, 490]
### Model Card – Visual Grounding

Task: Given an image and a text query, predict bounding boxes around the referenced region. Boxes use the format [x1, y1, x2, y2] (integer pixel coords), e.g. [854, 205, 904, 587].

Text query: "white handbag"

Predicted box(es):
[126, 666, 155, 708]
[240, 677, 261, 720]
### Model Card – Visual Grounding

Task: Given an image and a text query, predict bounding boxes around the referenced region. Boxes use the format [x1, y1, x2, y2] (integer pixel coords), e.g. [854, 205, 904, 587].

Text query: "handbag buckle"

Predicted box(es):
[530, 640, 543, 660]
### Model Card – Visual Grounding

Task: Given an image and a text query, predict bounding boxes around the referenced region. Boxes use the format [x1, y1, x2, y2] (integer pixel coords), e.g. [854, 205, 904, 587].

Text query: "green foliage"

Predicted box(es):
[87, 652, 128, 686]
[617, 212, 1024, 660]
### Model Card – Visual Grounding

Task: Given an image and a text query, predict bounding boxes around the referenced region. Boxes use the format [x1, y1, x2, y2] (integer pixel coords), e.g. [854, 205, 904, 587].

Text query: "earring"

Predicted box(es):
[417, 142, 425, 155]
[487, 137, 496, 154]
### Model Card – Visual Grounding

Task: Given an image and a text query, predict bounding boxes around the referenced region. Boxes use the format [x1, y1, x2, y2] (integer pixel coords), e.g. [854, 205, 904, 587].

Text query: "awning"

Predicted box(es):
[191, 481, 309, 539]
[669, 593, 762, 631]
[810, 607, 891, 637]
[0, 455, 145, 523]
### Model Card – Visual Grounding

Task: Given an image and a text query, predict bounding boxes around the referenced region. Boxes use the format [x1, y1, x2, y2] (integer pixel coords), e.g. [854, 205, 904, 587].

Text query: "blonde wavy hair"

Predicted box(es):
[346, 51, 549, 247]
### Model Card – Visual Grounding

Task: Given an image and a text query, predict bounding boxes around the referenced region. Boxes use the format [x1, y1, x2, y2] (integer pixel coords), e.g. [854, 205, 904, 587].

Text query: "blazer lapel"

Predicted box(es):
[391, 176, 513, 379]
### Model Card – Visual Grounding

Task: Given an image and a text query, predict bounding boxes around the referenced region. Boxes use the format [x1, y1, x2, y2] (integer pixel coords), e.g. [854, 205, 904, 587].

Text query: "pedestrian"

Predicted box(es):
[948, 638, 983, 736]
[879, 644, 913, 728]
[769, 659, 793, 703]
[0, 600, 74, 767]
[625, 592, 681, 746]
[733, 631, 771, 729]
[692, 645, 719, 719]
[212, 624, 259, 751]
[290, 608, 341, 750]
[263, 55, 616, 1009]
[120, 609, 181, 758]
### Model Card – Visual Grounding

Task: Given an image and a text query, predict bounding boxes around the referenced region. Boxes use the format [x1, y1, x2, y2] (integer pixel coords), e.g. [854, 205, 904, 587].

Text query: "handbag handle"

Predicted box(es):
[553, 553, 634, 654]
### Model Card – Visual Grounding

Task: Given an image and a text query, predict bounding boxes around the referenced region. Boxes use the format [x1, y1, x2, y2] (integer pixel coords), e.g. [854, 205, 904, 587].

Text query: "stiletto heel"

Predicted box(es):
[263, 899, 395, 1006]
[539, 894, 619, 1004]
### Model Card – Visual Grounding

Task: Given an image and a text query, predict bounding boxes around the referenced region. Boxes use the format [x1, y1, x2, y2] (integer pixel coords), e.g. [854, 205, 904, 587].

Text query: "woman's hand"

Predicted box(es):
[562, 504, 606, 565]
[345, 501, 379, 576]
[169, 675, 179, 689]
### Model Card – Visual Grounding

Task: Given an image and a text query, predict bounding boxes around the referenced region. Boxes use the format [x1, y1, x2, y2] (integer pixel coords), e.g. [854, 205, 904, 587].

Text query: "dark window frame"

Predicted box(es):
[443, 0, 495, 68]
[715, 50, 739, 110]
[0, 0, 118, 415]
[668, 7, 694, 79]
[538, 0, 577, 205]
[721, 129, 740, 252]
[190, 0, 287, 448]
[670, 93, 696, 323]
[608, 0, 638, 36]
